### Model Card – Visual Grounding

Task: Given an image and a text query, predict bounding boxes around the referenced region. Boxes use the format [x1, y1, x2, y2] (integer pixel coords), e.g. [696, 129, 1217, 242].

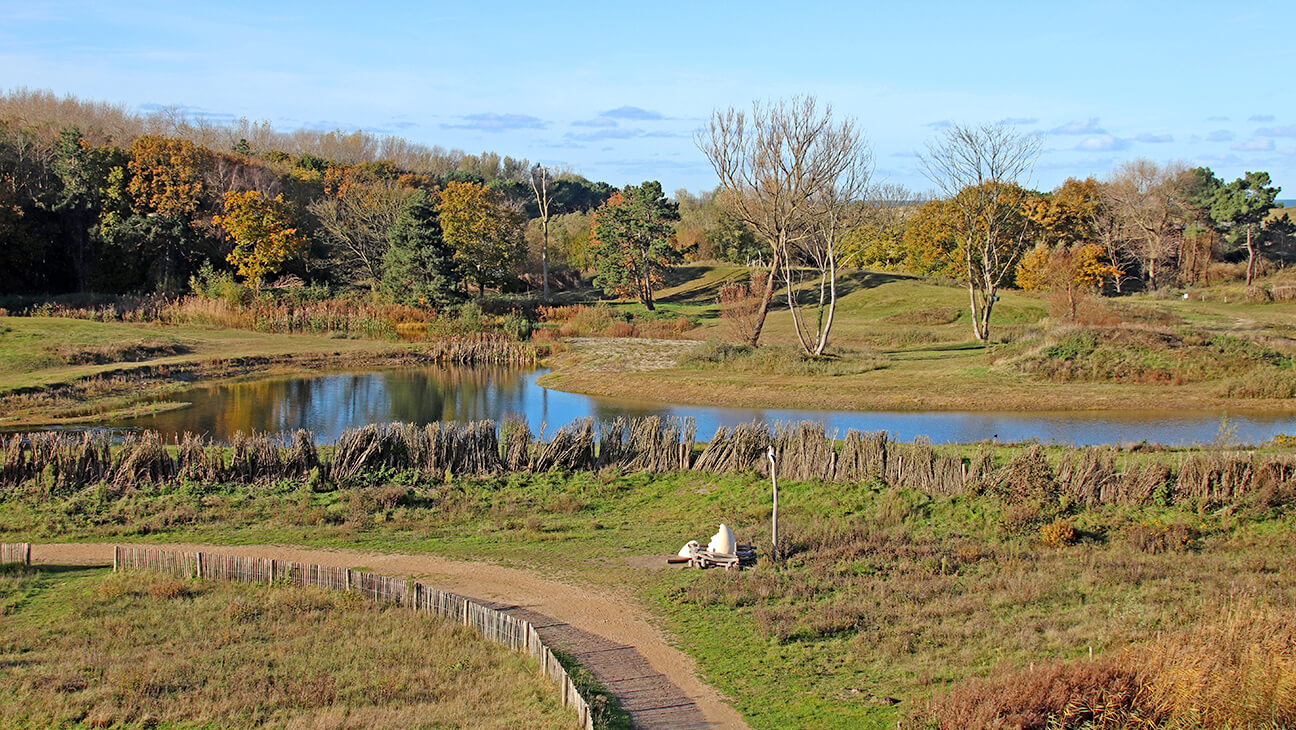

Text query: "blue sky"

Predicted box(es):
[2, 0, 1293, 195]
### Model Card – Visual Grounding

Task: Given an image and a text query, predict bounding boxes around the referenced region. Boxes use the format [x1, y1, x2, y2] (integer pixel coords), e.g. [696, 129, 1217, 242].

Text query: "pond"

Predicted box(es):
[108, 366, 1296, 447]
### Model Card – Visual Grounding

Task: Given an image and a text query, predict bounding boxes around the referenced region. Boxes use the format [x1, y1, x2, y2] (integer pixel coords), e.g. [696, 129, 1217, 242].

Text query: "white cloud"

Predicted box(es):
[600, 106, 664, 121]
[440, 113, 547, 132]
[1206, 130, 1235, 142]
[1075, 134, 1128, 151]
[1050, 118, 1105, 135]
[1231, 138, 1275, 151]
[1135, 133, 1173, 143]
[1256, 124, 1296, 137]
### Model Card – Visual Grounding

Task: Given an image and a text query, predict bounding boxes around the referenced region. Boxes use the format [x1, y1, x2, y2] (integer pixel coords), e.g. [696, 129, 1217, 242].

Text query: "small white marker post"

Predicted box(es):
[767, 445, 779, 562]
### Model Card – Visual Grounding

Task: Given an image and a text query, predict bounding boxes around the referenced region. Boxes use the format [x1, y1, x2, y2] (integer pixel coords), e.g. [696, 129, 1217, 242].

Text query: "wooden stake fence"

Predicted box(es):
[113, 545, 594, 730]
[0, 542, 30, 565]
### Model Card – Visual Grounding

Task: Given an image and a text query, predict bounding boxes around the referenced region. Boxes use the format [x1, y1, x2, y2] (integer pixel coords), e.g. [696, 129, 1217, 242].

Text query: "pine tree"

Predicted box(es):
[382, 190, 461, 308]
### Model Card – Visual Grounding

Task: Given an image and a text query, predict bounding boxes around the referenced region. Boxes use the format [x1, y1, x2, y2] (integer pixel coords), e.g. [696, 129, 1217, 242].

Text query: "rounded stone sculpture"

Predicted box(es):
[708, 524, 736, 556]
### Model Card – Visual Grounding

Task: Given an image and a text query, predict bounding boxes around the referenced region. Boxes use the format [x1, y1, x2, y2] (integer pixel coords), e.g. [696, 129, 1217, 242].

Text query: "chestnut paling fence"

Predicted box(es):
[3, 416, 1296, 508]
[0, 542, 30, 565]
[111, 545, 596, 730]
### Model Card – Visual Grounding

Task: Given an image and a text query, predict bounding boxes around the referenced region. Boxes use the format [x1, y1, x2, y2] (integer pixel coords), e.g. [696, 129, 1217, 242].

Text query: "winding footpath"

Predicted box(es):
[31, 542, 749, 730]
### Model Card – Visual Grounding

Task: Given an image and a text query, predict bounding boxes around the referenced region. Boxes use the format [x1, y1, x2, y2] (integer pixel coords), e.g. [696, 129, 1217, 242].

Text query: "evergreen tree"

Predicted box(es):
[1212, 171, 1280, 286]
[589, 181, 680, 311]
[382, 190, 461, 307]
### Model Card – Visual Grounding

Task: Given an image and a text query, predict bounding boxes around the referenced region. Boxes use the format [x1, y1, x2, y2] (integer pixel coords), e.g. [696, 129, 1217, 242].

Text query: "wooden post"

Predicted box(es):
[24, 542, 31, 566]
[767, 445, 779, 562]
[195, 552, 203, 579]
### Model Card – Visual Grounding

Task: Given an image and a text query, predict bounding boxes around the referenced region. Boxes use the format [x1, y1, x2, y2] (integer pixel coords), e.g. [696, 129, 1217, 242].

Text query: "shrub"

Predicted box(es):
[500, 312, 533, 341]
[1124, 521, 1197, 553]
[1039, 518, 1077, 548]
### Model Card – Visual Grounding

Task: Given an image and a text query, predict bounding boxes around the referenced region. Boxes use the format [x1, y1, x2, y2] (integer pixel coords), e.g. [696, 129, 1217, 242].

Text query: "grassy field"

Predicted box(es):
[4, 462, 1294, 728]
[0, 563, 574, 729]
[541, 264, 1296, 412]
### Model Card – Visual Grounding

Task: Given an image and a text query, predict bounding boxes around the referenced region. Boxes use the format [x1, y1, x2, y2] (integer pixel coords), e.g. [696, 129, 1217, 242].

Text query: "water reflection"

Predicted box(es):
[113, 366, 1296, 446]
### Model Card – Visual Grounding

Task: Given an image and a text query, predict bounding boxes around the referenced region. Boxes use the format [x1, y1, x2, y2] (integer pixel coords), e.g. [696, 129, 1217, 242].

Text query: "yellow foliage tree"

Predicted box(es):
[437, 181, 525, 296]
[215, 190, 306, 286]
[1015, 243, 1122, 320]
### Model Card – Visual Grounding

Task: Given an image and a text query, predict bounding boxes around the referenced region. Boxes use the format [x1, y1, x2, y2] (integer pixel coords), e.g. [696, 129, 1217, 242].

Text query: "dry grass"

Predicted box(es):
[916, 599, 1296, 729]
[0, 566, 573, 729]
[1002, 325, 1291, 385]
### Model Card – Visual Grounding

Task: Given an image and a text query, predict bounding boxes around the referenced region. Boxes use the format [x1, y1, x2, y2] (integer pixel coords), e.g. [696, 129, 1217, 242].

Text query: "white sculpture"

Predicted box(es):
[708, 523, 736, 556]
[677, 540, 700, 558]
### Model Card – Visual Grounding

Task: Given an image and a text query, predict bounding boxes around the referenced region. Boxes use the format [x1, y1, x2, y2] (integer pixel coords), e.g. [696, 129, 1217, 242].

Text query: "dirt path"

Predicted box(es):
[32, 542, 749, 730]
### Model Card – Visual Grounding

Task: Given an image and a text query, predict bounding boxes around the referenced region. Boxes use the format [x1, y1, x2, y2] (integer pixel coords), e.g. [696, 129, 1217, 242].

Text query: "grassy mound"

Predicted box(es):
[1004, 325, 1292, 385]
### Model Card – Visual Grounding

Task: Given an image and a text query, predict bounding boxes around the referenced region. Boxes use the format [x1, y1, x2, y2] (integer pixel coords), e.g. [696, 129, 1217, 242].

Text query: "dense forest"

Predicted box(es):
[1, 89, 1293, 312]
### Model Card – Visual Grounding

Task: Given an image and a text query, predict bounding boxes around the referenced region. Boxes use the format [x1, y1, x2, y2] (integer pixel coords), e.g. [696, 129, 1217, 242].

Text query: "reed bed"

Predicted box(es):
[2, 421, 1295, 510]
[419, 333, 542, 366]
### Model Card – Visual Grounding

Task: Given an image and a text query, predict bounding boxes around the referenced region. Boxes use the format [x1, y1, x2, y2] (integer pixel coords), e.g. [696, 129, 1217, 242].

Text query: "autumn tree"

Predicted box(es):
[1016, 243, 1122, 320]
[215, 190, 306, 286]
[901, 198, 962, 277]
[381, 189, 460, 307]
[1211, 171, 1280, 286]
[698, 96, 865, 346]
[589, 181, 681, 310]
[437, 180, 526, 296]
[920, 122, 1042, 341]
[126, 135, 209, 219]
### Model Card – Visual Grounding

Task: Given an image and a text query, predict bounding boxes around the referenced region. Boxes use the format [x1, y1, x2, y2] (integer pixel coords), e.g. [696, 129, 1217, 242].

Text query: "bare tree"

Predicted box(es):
[1103, 159, 1186, 291]
[783, 155, 873, 355]
[920, 123, 1042, 342]
[530, 164, 553, 299]
[307, 180, 410, 289]
[698, 96, 868, 348]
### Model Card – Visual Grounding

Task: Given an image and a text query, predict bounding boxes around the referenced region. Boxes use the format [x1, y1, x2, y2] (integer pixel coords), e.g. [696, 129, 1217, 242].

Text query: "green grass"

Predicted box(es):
[3, 466, 1293, 729]
[0, 564, 574, 729]
[543, 265, 1296, 412]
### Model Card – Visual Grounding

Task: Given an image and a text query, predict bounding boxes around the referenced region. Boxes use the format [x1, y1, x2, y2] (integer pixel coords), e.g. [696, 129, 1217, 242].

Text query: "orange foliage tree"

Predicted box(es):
[126, 135, 209, 219]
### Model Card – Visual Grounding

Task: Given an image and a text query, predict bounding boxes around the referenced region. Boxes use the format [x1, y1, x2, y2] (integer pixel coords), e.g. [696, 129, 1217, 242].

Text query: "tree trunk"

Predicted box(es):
[967, 245, 986, 342]
[541, 219, 551, 300]
[745, 247, 783, 347]
[1245, 225, 1256, 287]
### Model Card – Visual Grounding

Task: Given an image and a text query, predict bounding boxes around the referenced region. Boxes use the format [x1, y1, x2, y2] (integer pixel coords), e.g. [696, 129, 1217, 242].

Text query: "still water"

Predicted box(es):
[110, 366, 1296, 447]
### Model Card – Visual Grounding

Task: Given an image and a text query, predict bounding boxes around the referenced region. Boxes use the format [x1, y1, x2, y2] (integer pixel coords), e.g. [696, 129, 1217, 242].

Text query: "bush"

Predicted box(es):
[1039, 518, 1077, 548]
[680, 341, 886, 376]
[188, 263, 248, 306]
[500, 312, 533, 341]
[1124, 521, 1197, 553]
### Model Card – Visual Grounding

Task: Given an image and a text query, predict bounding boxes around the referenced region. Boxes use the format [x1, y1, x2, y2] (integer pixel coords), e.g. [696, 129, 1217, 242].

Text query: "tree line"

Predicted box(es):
[696, 99, 1294, 347]
[0, 90, 615, 301]
[2, 90, 1293, 352]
